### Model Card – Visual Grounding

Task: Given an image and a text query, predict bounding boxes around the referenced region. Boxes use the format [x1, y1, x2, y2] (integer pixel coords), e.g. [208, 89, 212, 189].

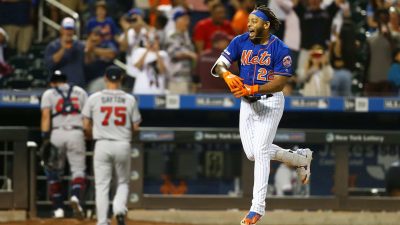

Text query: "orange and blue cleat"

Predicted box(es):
[240, 211, 262, 225]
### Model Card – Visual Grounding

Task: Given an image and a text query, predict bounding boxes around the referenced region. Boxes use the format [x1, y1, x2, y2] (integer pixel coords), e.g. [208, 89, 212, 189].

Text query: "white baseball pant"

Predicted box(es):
[239, 92, 285, 216]
[94, 140, 131, 225]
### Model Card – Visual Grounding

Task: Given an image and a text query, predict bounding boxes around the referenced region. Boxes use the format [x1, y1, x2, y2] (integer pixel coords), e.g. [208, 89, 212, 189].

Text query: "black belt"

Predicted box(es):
[53, 126, 83, 130]
[243, 94, 273, 103]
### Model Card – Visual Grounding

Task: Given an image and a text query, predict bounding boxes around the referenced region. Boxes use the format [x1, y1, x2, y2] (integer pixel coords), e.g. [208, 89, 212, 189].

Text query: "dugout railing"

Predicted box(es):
[3, 127, 397, 217]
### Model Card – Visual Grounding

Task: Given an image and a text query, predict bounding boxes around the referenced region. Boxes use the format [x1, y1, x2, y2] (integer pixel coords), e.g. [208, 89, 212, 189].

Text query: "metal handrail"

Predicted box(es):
[113, 59, 128, 71]
[38, 0, 81, 42]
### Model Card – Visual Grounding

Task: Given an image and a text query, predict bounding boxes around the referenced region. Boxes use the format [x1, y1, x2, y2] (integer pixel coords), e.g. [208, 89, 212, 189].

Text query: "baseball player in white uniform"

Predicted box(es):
[82, 66, 141, 225]
[211, 4, 313, 225]
[40, 70, 87, 219]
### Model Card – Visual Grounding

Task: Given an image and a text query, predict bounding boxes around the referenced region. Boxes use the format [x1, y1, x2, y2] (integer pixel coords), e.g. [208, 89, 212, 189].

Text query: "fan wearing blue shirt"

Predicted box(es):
[86, 1, 120, 42]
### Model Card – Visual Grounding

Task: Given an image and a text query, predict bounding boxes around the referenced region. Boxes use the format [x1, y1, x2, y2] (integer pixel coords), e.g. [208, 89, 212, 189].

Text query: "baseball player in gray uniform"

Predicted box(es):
[82, 66, 141, 225]
[40, 70, 87, 219]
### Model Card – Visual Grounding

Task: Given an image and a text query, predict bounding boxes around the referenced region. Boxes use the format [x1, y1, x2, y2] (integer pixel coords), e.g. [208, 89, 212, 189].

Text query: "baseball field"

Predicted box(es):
[1, 210, 400, 225]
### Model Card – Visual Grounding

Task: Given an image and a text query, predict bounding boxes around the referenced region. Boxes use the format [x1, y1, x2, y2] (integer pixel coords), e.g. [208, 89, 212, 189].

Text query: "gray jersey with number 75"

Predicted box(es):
[82, 89, 141, 141]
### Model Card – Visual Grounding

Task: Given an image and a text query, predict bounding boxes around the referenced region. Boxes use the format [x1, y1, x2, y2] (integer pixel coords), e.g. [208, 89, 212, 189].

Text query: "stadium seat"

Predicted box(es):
[28, 68, 48, 80]
[8, 55, 30, 69]
[4, 77, 33, 89]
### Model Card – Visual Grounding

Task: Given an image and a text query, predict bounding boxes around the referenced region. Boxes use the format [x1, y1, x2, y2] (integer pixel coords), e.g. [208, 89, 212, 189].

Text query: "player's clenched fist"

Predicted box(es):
[222, 71, 243, 91]
[232, 84, 259, 98]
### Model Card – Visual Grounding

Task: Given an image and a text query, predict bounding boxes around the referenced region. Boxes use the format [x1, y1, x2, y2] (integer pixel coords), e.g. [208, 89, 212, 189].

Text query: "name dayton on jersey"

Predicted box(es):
[101, 96, 127, 104]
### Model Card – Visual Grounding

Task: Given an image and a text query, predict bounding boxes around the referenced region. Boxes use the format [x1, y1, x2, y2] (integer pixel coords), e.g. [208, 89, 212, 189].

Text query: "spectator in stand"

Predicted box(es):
[231, 0, 254, 35]
[186, 0, 220, 30]
[195, 31, 236, 92]
[48, 0, 86, 38]
[165, 10, 197, 94]
[119, 8, 152, 80]
[84, 27, 118, 92]
[393, 0, 400, 10]
[0, 27, 12, 78]
[329, 0, 351, 41]
[44, 17, 86, 87]
[86, 0, 133, 20]
[387, 48, 400, 94]
[154, 13, 169, 49]
[365, 9, 399, 96]
[0, 27, 7, 63]
[294, 0, 345, 49]
[300, 45, 333, 97]
[268, 0, 290, 39]
[192, 2, 235, 54]
[86, 1, 120, 43]
[330, 19, 357, 96]
[272, 0, 302, 72]
[131, 37, 170, 95]
[366, 0, 391, 32]
[118, 14, 132, 45]
[158, 0, 190, 38]
[149, 0, 172, 26]
[0, 0, 33, 55]
[389, 6, 400, 34]
[117, 13, 137, 91]
[293, 0, 346, 79]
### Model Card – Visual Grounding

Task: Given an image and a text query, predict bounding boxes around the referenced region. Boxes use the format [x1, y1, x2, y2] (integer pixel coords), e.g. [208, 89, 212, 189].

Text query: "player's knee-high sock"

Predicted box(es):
[49, 180, 63, 209]
[46, 171, 63, 209]
[269, 144, 309, 167]
[71, 177, 86, 199]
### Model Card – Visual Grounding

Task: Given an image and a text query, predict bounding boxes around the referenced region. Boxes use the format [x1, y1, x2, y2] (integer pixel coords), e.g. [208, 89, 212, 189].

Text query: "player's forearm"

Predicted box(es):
[258, 83, 285, 94]
[83, 118, 93, 139]
[84, 128, 92, 140]
[41, 110, 51, 133]
[41, 118, 50, 133]
[214, 61, 229, 78]
[258, 78, 288, 94]
[131, 122, 140, 138]
[52, 47, 65, 64]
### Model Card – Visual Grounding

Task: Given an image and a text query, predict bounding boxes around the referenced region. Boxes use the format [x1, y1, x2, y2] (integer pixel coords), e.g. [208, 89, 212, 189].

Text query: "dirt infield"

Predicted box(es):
[0, 219, 189, 225]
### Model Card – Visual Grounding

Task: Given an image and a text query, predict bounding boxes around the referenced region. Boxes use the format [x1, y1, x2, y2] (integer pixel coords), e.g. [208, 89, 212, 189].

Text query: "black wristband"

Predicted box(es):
[41, 132, 50, 140]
